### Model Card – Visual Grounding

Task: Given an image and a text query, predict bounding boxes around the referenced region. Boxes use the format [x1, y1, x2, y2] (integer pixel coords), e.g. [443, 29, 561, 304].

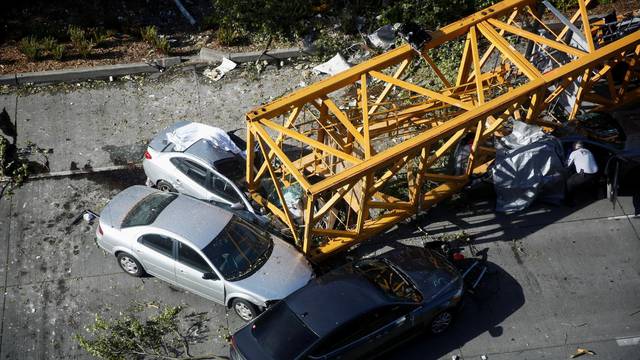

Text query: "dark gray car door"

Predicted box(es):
[308, 304, 417, 360]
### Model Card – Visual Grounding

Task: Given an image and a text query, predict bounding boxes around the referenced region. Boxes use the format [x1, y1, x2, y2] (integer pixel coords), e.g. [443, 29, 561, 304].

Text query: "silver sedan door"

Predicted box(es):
[134, 233, 177, 284]
[175, 241, 225, 304]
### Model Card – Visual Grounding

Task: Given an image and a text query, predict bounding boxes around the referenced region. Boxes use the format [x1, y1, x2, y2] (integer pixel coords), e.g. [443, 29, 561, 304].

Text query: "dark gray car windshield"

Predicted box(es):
[353, 259, 423, 303]
[252, 302, 319, 360]
[201, 217, 273, 281]
[122, 193, 177, 228]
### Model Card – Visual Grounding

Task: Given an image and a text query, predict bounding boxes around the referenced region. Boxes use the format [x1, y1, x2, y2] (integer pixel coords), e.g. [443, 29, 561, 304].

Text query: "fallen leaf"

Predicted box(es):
[571, 348, 596, 358]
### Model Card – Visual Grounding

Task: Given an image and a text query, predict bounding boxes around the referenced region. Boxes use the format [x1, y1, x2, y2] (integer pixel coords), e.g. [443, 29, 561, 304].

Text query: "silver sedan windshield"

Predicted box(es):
[201, 217, 273, 281]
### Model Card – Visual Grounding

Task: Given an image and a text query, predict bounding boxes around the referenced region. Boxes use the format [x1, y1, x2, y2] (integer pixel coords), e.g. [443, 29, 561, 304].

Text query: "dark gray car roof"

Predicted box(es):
[285, 271, 392, 337]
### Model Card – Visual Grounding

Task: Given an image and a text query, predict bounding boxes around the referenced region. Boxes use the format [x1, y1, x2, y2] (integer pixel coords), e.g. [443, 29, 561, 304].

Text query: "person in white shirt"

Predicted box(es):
[565, 141, 598, 204]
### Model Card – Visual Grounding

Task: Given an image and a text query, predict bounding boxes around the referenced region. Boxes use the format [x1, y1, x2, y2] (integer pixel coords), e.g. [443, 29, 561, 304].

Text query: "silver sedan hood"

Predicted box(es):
[229, 238, 313, 303]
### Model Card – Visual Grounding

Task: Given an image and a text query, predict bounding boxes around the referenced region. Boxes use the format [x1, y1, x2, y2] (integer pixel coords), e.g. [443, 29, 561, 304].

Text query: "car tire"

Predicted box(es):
[156, 180, 175, 192]
[116, 252, 145, 277]
[232, 299, 259, 322]
[429, 310, 454, 335]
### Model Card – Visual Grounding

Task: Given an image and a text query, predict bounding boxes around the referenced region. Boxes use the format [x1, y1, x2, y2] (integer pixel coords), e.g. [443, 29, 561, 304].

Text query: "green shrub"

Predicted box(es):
[52, 44, 65, 60]
[41, 36, 58, 52]
[68, 25, 95, 58]
[210, 0, 312, 39]
[140, 26, 170, 54]
[18, 37, 41, 60]
[140, 25, 158, 45]
[216, 24, 240, 46]
[155, 36, 170, 54]
[91, 29, 113, 47]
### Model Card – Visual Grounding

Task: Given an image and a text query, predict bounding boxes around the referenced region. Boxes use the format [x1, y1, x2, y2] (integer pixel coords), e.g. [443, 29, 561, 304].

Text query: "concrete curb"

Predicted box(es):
[0, 46, 314, 86]
[0, 164, 142, 183]
[199, 47, 315, 64]
[0, 57, 183, 86]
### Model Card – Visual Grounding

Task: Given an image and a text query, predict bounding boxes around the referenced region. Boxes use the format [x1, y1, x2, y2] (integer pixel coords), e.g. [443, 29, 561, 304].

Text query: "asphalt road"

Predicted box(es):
[1, 68, 639, 359]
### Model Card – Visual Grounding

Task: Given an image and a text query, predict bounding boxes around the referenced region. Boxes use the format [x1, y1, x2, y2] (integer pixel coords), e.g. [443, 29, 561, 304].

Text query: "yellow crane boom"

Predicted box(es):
[245, 0, 640, 260]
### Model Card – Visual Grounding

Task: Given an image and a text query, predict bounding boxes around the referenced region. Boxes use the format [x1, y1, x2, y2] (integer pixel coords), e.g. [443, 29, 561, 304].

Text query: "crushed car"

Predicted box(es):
[95, 185, 314, 321]
[230, 245, 487, 360]
[142, 121, 262, 215]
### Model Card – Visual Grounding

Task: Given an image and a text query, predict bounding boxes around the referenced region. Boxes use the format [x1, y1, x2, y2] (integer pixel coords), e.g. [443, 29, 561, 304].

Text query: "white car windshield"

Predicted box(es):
[201, 217, 273, 281]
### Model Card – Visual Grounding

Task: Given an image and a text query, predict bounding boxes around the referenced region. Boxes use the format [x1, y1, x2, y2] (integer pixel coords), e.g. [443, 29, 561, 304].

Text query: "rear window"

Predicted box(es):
[252, 302, 318, 360]
[122, 193, 177, 228]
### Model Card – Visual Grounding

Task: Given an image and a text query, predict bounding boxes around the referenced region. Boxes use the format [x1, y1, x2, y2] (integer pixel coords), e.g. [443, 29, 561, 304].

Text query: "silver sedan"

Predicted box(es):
[143, 121, 258, 214]
[96, 185, 313, 321]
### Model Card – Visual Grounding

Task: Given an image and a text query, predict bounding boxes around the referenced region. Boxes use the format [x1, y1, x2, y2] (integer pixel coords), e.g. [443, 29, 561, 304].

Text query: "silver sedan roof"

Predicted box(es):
[153, 193, 233, 249]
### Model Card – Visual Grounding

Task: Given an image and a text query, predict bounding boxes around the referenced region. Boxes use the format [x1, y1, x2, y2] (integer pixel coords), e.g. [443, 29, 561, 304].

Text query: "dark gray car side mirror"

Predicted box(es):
[202, 272, 218, 280]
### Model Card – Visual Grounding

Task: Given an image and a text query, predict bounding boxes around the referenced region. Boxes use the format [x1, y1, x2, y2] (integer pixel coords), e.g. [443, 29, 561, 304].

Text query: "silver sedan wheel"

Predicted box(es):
[234, 302, 255, 321]
[119, 255, 139, 274]
[431, 311, 453, 334]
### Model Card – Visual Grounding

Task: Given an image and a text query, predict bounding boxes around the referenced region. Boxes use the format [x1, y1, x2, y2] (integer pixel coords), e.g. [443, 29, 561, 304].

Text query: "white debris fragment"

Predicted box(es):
[109, 76, 114, 82]
[481, 355, 488, 360]
[313, 53, 351, 76]
[203, 57, 237, 81]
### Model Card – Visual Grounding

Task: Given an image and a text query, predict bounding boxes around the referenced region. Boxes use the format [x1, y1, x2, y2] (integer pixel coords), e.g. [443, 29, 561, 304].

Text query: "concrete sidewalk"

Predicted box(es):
[1, 65, 318, 175]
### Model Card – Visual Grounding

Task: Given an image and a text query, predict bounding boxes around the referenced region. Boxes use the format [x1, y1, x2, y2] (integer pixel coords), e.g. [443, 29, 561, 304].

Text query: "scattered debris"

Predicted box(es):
[571, 348, 596, 358]
[397, 22, 432, 51]
[203, 57, 237, 81]
[368, 24, 399, 50]
[312, 53, 351, 76]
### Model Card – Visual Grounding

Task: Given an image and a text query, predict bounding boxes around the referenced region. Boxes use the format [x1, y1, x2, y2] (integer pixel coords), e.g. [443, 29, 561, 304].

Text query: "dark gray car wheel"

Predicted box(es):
[232, 299, 259, 322]
[429, 310, 454, 334]
[116, 252, 145, 277]
[156, 180, 175, 192]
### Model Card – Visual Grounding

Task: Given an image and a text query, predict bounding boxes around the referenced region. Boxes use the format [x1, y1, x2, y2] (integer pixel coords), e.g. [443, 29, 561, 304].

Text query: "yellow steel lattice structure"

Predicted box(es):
[245, 0, 640, 260]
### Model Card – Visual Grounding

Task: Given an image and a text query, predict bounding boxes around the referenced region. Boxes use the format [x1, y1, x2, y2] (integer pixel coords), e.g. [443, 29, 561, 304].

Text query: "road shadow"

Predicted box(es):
[364, 179, 609, 251]
[390, 261, 524, 360]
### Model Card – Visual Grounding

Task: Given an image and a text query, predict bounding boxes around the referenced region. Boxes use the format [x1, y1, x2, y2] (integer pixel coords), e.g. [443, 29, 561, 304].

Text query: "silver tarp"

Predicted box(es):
[493, 121, 565, 213]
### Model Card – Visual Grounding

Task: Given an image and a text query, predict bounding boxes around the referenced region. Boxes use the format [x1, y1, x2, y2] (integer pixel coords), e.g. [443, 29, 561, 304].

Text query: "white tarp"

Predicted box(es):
[313, 53, 351, 76]
[493, 121, 565, 213]
[167, 122, 244, 157]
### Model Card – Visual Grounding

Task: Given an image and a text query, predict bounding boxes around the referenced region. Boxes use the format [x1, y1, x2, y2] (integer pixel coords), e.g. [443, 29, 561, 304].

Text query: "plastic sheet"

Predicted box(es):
[312, 53, 351, 76]
[493, 121, 565, 213]
[166, 122, 244, 157]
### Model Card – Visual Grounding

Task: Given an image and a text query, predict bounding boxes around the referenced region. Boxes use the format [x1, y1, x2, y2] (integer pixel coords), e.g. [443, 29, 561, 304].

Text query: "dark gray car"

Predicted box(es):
[230, 247, 465, 359]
